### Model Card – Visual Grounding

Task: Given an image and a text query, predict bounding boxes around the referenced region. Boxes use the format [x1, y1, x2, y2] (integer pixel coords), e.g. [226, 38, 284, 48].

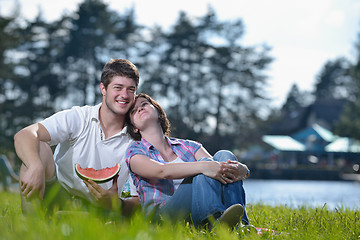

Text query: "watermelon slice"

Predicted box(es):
[75, 163, 120, 183]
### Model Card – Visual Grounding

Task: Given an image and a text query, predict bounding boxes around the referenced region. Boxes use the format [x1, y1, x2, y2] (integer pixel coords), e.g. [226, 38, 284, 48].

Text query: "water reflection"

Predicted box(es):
[243, 179, 360, 210]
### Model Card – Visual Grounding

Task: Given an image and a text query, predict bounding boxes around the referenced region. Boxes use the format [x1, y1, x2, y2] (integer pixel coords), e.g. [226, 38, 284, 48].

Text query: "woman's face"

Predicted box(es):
[129, 97, 158, 130]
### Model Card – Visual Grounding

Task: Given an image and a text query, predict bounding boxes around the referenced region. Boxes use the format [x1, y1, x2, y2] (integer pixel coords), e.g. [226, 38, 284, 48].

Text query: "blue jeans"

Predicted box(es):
[157, 150, 249, 226]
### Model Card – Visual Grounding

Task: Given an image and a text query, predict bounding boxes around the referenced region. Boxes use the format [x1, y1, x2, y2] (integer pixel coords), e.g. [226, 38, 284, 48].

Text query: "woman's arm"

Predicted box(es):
[128, 154, 232, 184]
[194, 146, 212, 159]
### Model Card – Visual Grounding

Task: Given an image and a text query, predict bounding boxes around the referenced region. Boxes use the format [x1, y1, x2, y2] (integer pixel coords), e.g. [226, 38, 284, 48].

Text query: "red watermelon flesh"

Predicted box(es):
[75, 163, 120, 183]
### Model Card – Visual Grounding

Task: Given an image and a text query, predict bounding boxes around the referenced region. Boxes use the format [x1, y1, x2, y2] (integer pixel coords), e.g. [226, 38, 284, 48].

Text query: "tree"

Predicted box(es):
[59, 0, 142, 107]
[0, 15, 20, 152]
[281, 83, 313, 115]
[141, 9, 273, 152]
[202, 17, 273, 151]
[0, 12, 71, 158]
[7, 12, 70, 128]
[313, 57, 354, 101]
[0, 0, 146, 154]
[281, 84, 302, 114]
[0, 2, 274, 154]
[140, 11, 210, 140]
[335, 30, 360, 139]
[335, 99, 360, 139]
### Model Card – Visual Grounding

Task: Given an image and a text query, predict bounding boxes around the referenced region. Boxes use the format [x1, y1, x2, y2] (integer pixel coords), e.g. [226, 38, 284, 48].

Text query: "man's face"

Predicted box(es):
[100, 76, 136, 116]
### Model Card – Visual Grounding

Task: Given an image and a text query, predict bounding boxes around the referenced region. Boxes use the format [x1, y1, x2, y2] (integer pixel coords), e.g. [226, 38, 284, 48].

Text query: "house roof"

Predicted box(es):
[325, 137, 360, 153]
[262, 135, 306, 151]
[312, 124, 336, 142]
[269, 98, 347, 135]
[291, 123, 336, 143]
[268, 107, 307, 135]
[309, 99, 347, 127]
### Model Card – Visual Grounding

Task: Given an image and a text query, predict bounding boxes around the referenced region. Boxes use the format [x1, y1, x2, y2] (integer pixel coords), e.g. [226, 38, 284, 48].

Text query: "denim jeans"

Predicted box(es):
[157, 150, 249, 226]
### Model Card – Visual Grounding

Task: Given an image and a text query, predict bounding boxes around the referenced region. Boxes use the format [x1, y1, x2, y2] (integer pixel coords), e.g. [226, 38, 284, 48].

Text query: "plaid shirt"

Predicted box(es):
[126, 137, 201, 209]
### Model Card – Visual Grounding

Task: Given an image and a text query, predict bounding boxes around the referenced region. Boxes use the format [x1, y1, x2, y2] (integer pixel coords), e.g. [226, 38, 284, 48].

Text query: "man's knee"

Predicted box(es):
[20, 193, 42, 215]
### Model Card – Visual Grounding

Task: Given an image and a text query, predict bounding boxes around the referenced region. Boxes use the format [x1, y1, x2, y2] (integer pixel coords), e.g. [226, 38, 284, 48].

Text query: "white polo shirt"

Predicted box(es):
[40, 103, 137, 202]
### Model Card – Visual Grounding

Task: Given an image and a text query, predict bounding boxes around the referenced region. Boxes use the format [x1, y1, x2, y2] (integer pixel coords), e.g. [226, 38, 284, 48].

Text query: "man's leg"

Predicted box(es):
[19, 141, 56, 214]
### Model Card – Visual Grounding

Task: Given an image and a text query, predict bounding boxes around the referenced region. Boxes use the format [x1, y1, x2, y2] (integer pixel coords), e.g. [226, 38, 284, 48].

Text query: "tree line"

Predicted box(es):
[279, 51, 360, 140]
[1, 0, 360, 163]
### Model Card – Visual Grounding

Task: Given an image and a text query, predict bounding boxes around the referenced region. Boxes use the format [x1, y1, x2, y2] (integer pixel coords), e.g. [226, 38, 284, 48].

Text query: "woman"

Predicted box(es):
[125, 93, 250, 228]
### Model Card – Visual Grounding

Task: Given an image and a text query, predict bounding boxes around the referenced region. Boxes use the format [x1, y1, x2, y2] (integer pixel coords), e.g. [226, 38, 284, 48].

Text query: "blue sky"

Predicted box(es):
[2, 0, 360, 107]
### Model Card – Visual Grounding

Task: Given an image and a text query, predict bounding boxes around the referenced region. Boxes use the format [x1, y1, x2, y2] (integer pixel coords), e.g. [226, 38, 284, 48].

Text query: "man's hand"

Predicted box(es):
[221, 160, 250, 182]
[202, 161, 237, 184]
[84, 175, 121, 210]
[20, 162, 46, 200]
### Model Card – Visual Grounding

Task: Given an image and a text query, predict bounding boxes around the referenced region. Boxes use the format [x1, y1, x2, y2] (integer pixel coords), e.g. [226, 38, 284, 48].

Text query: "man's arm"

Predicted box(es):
[84, 177, 140, 216]
[220, 160, 250, 182]
[122, 196, 140, 216]
[14, 123, 51, 168]
[14, 123, 53, 199]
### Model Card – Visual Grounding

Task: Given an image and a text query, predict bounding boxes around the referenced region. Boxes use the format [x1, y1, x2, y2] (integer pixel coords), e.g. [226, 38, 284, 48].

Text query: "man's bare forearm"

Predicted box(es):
[122, 196, 140, 216]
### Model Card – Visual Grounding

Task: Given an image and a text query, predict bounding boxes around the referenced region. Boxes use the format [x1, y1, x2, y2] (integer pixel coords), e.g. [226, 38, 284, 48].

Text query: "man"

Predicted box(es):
[14, 59, 139, 215]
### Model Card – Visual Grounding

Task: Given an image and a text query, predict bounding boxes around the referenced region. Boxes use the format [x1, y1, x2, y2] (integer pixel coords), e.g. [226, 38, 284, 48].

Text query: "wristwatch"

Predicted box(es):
[245, 169, 250, 179]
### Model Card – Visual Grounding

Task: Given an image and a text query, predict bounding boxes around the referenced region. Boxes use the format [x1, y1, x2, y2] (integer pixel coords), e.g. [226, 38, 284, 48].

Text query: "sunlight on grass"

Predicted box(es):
[0, 191, 359, 240]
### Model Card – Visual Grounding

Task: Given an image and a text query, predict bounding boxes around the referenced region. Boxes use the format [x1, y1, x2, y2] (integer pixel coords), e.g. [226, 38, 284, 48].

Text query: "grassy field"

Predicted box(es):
[0, 190, 359, 240]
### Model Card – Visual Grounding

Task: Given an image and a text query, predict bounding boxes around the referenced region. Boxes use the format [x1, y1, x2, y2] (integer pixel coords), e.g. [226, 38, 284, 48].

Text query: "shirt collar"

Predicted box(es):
[91, 103, 102, 122]
[140, 136, 181, 151]
[91, 103, 128, 136]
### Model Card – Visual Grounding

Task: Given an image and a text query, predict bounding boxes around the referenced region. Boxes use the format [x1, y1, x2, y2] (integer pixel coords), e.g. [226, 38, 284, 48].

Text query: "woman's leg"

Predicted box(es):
[190, 171, 227, 225]
[157, 177, 193, 223]
[213, 150, 249, 224]
[191, 150, 249, 225]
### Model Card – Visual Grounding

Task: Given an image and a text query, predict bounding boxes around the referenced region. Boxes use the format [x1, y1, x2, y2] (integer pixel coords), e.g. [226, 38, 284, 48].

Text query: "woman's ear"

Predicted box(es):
[134, 128, 139, 133]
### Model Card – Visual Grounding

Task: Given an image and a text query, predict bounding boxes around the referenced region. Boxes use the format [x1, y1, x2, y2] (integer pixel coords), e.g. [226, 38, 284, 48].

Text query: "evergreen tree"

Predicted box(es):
[10, 14, 67, 126]
[335, 99, 360, 139]
[59, 0, 142, 107]
[314, 57, 353, 101]
[281, 83, 313, 115]
[202, 16, 273, 151]
[0, 15, 20, 152]
[140, 11, 210, 140]
[335, 30, 360, 139]
[141, 9, 273, 152]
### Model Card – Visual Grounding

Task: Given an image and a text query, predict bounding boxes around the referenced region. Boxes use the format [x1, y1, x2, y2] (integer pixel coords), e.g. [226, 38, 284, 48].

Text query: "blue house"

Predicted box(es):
[263, 123, 360, 167]
[264, 124, 329, 164]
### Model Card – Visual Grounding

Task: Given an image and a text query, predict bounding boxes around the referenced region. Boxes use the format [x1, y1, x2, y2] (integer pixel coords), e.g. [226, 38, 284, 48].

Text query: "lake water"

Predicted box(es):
[121, 179, 360, 210]
[6, 178, 359, 210]
[243, 179, 360, 210]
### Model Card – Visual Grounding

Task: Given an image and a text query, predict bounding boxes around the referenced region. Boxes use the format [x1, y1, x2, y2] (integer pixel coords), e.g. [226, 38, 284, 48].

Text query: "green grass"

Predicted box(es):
[0, 190, 359, 240]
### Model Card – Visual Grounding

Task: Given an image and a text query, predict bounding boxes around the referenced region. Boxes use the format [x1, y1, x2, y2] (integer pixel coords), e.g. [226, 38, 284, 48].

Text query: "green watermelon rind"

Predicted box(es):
[75, 163, 120, 183]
